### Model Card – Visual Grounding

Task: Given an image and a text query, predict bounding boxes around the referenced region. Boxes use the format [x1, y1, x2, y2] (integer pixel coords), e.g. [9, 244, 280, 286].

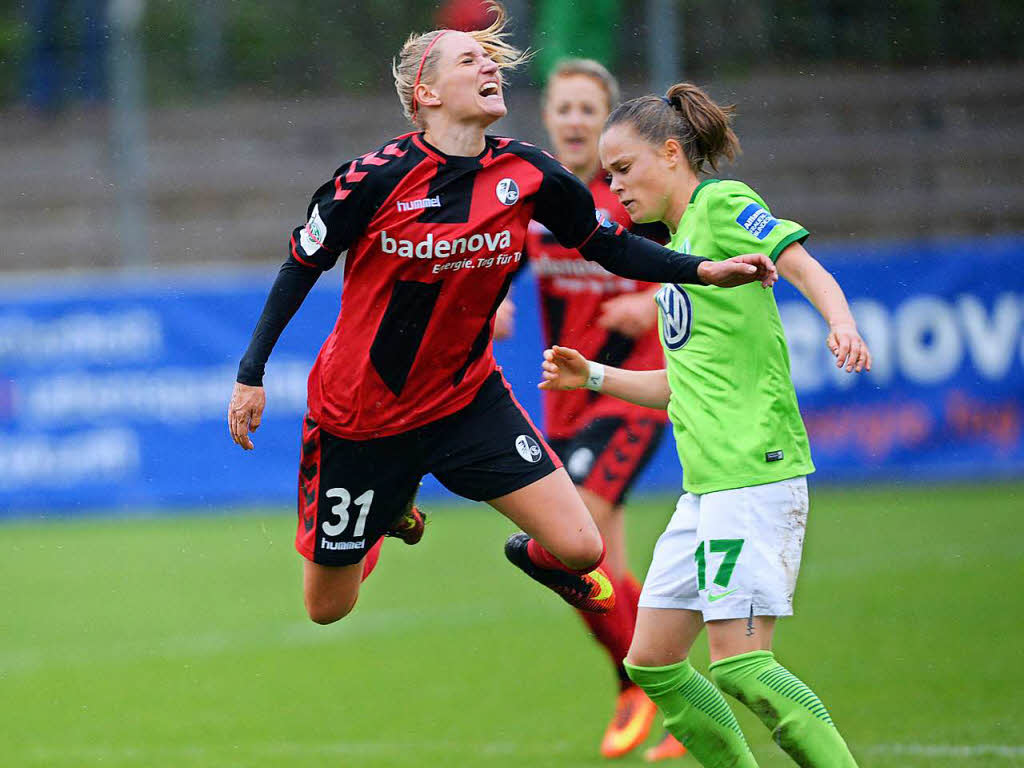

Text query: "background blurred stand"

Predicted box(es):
[108, 0, 149, 268]
[191, 0, 224, 98]
[646, 0, 679, 92]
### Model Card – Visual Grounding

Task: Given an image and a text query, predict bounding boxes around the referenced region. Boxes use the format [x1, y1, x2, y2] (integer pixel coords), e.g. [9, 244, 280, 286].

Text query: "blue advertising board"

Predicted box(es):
[1, 237, 1022, 516]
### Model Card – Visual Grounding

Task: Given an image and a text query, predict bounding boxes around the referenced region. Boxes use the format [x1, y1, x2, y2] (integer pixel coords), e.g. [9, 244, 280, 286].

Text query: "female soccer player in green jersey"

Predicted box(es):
[539, 82, 871, 768]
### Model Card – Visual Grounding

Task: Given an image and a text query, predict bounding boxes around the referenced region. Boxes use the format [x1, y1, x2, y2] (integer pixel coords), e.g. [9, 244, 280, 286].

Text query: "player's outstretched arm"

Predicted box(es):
[578, 228, 777, 289]
[540, 345, 671, 410]
[229, 255, 322, 450]
[529, 153, 775, 288]
[776, 242, 871, 373]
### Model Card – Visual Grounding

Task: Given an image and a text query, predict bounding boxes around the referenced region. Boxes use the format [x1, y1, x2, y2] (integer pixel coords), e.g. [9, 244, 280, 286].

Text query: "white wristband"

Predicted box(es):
[584, 361, 605, 392]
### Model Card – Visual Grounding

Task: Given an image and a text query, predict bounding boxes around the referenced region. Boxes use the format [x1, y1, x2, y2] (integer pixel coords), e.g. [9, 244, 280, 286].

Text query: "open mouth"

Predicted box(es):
[479, 82, 500, 97]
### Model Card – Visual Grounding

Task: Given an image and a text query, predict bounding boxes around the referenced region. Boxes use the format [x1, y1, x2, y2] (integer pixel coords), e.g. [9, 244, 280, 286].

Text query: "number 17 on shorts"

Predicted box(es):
[638, 476, 809, 621]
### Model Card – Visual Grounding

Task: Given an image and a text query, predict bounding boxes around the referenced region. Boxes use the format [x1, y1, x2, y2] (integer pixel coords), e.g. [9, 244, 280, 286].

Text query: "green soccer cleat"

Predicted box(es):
[504, 532, 615, 614]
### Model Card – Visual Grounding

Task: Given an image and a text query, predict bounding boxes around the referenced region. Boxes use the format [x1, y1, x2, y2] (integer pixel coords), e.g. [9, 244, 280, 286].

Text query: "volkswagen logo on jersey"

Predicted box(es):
[515, 434, 543, 463]
[656, 284, 693, 350]
[496, 178, 520, 206]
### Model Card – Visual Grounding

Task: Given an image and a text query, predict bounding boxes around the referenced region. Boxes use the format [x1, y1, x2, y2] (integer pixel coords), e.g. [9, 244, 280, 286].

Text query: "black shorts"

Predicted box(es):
[295, 371, 561, 565]
[548, 416, 666, 507]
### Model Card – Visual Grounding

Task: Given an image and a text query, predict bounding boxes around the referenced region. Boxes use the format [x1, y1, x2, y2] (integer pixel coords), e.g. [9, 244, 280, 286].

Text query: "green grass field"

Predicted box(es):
[2, 482, 1022, 767]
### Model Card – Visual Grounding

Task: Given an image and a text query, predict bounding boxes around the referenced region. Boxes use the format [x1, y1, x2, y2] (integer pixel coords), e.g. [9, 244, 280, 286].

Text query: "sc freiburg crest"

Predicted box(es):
[496, 178, 520, 206]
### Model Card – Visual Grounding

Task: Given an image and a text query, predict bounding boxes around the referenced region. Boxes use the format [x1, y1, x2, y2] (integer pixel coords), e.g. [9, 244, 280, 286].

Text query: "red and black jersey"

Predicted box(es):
[288, 132, 611, 439]
[527, 175, 669, 440]
[238, 133, 709, 439]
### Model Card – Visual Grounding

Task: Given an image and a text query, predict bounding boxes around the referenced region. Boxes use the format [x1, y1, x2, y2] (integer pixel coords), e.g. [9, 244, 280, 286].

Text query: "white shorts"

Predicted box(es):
[638, 476, 809, 621]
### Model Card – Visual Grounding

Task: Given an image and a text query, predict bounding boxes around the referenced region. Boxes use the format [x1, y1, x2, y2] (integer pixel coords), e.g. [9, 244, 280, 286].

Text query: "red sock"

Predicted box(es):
[578, 570, 642, 689]
[361, 538, 383, 582]
[622, 573, 642, 626]
[527, 537, 605, 574]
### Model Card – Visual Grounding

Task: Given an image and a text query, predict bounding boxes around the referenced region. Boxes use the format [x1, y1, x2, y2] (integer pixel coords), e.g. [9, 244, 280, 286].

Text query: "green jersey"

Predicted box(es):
[658, 179, 814, 494]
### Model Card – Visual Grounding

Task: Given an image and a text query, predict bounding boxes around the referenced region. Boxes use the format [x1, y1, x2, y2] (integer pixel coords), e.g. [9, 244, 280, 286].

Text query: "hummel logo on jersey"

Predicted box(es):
[320, 538, 366, 552]
[380, 229, 512, 259]
[496, 178, 520, 205]
[396, 196, 441, 212]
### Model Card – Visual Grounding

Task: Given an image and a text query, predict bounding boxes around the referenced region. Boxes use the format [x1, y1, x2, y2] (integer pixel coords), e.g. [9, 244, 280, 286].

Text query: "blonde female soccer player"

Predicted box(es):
[540, 82, 870, 767]
[227, 3, 776, 630]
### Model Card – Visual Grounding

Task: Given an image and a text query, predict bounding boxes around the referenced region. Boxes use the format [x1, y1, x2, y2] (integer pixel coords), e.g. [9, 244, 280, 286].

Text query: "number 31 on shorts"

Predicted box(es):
[322, 488, 374, 537]
[694, 539, 745, 594]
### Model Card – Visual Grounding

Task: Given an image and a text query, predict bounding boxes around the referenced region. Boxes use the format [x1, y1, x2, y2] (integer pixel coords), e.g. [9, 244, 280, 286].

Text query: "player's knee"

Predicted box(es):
[625, 642, 680, 670]
[561, 529, 605, 572]
[305, 593, 357, 625]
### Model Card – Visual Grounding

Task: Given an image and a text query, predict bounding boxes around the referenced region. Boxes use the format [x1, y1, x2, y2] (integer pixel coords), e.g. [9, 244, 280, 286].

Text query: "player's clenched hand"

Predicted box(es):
[697, 254, 778, 288]
[828, 322, 872, 373]
[539, 345, 589, 391]
[228, 382, 266, 450]
[598, 292, 658, 337]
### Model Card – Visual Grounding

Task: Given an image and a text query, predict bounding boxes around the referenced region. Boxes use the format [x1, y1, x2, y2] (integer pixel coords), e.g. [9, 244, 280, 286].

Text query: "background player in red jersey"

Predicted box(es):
[226, 2, 775, 641]
[497, 59, 685, 761]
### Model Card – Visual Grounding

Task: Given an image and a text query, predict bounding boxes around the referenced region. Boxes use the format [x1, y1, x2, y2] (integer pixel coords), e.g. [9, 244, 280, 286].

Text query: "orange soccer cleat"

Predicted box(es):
[643, 731, 688, 762]
[600, 685, 658, 758]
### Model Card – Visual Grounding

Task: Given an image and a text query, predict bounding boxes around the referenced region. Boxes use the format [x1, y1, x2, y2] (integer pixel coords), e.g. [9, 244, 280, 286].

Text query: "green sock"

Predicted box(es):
[625, 659, 758, 768]
[709, 650, 858, 768]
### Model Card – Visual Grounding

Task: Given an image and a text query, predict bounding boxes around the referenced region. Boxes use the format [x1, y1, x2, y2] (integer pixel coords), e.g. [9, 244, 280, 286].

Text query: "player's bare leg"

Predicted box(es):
[493, 468, 615, 613]
[581, 488, 625, 578]
[303, 560, 363, 624]
[493, 468, 603, 568]
[706, 617, 776, 661]
[627, 606, 704, 668]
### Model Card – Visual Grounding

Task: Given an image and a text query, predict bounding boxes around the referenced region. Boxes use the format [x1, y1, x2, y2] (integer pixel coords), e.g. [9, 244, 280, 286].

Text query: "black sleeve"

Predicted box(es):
[236, 256, 322, 386]
[530, 153, 605, 249]
[579, 224, 709, 285]
[528, 150, 708, 285]
[630, 220, 670, 245]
